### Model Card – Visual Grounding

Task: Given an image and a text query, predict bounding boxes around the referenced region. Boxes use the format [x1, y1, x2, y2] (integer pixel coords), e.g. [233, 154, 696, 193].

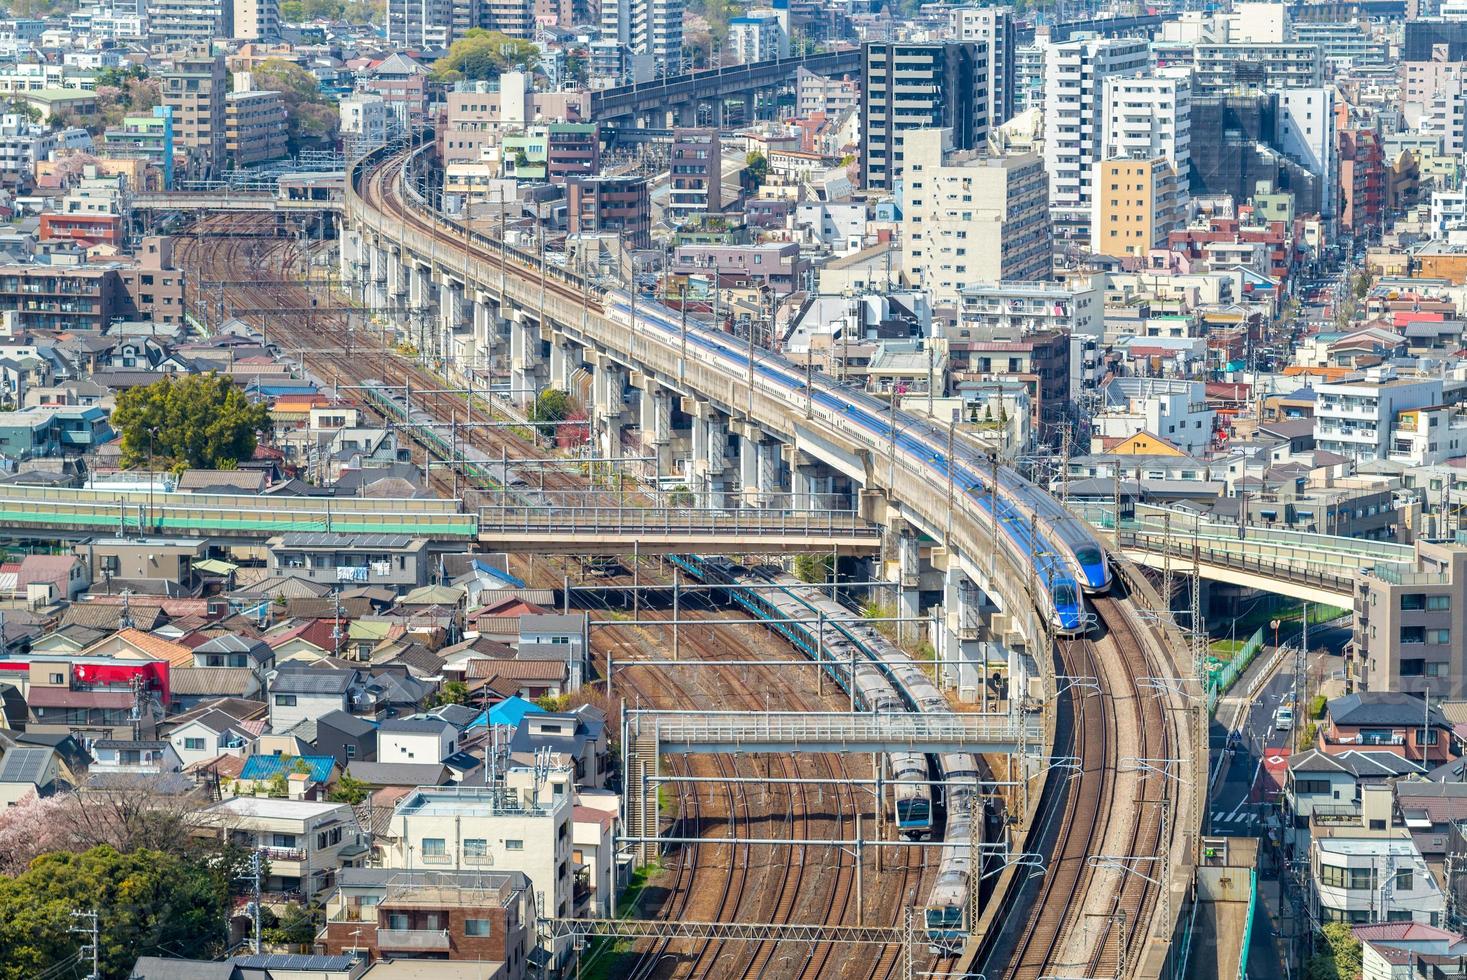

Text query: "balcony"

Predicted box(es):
[259, 845, 306, 862]
[378, 928, 451, 951]
[418, 852, 454, 865]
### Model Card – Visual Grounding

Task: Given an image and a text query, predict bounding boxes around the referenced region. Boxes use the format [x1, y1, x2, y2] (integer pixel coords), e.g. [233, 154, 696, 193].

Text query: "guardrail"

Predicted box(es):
[1117, 531, 1359, 595]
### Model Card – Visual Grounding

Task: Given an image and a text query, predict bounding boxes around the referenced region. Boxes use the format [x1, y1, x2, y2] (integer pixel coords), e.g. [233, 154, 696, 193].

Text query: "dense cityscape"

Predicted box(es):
[0, 0, 1460, 977]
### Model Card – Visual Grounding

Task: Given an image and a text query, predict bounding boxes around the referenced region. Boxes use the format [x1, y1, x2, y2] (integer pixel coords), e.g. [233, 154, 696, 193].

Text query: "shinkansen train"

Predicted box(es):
[604, 292, 1109, 634]
[671, 555, 987, 956]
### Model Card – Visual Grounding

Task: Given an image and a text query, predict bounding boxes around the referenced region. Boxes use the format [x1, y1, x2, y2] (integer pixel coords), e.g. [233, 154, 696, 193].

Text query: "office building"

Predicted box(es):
[1094, 156, 1188, 257]
[1192, 43, 1324, 95]
[1042, 35, 1149, 246]
[951, 6, 1015, 128]
[901, 127, 1050, 306]
[861, 41, 987, 191]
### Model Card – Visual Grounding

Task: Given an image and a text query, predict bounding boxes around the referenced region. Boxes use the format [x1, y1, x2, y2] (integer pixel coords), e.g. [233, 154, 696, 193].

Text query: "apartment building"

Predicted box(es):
[1094, 156, 1188, 258]
[148, 0, 232, 44]
[0, 264, 123, 332]
[795, 66, 859, 117]
[318, 868, 533, 973]
[1313, 375, 1443, 462]
[1277, 87, 1337, 219]
[950, 7, 1015, 129]
[195, 797, 368, 901]
[670, 242, 810, 295]
[1354, 542, 1467, 698]
[1192, 43, 1324, 95]
[233, 0, 281, 40]
[901, 128, 1050, 307]
[567, 175, 652, 248]
[439, 79, 592, 165]
[225, 89, 287, 167]
[382, 773, 576, 969]
[1095, 377, 1215, 456]
[1042, 36, 1149, 247]
[668, 128, 722, 223]
[729, 11, 789, 64]
[266, 533, 431, 590]
[861, 41, 987, 191]
[160, 48, 227, 178]
[1339, 129, 1385, 237]
[598, 0, 683, 74]
[1101, 69, 1192, 174]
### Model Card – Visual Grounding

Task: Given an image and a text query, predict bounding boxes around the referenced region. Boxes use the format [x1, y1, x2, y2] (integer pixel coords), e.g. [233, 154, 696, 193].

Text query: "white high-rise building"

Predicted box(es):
[952, 6, 1015, 128]
[600, 0, 683, 76]
[1042, 36, 1149, 247]
[1101, 68, 1192, 170]
[1277, 86, 1338, 219]
[729, 10, 788, 64]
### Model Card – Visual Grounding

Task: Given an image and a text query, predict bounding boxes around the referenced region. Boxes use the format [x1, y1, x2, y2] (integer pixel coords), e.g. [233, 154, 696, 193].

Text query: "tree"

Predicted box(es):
[328, 773, 370, 805]
[431, 29, 541, 82]
[112, 373, 271, 470]
[535, 693, 572, 711]
[1307, 921, 1362, 980]
[261, 902, 319, 948]
[0, 846, 230, 980]
[743, 151, 770, 190]
[0, 792, 69, 876]
[249, 59, 339, 151]
[433, 679, 470, 706]
[529, 387, 572, 438]
[793, 552, 832, 584]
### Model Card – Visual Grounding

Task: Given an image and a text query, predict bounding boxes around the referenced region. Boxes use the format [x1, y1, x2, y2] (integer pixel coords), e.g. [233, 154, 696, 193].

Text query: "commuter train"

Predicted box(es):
[670, 555, 985, 956]
[604, 293, 1110, 634]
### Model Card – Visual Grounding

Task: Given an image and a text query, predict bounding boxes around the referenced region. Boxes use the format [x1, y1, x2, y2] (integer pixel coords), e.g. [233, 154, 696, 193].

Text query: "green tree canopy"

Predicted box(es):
[529, 387, 572, 438]
[111, 373, 271, 470]
[743, 151, 770, 190]
[249, 59, 339, 150]
[280, 0, 380, 22]
[431, 29, 541, 82]
[0, 846, 230, 980]
[328, 773, 370, 805]
[1308, 921, 1363, 980]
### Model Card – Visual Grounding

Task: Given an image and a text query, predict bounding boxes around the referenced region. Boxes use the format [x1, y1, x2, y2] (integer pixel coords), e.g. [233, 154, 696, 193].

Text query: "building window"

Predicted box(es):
[1400, 626, 1425, 644]
[1397, 868, 1414, 891]
[1429, 629, 1451, 645]
[505, 839, 524, 850]
[465, 838, 488, 858]
[465, 918, 492, 937]
[421, 838, 447, 857]
[1402, 593, 1426, 610]
[183, 737, 206, 751]
[345, 744, 356, 759]
[387, 913, 408, 930]
[275, 694, 297, 706]
[1416, 728, 1440, 746]
[1427, 593, 1451, 612]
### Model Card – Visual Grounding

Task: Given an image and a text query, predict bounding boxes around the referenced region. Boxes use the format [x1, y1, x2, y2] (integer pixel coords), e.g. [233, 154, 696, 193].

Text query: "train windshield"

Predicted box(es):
[897, 799, 930, 820]
[926, 907, 963, 930]
[1076, 547, 1103, 567]
[1053, 582, 1078, 607]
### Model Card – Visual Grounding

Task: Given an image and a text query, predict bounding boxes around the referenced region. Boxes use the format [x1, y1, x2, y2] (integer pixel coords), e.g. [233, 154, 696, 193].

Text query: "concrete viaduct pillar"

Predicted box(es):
[637, 383, 673, 475]
[509, 311, 543, 406]
[367, 242, 387, 308]
[689, 401, 728, 508]
[472, 292, 496, 376]
[941, 558, 993, 703]
[889, 525, 922, 646]
[440, 275, 467, 371]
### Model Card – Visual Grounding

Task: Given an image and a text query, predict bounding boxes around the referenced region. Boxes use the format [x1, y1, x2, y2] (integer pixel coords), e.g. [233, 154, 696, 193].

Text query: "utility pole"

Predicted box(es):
[235, 849, 263, 955]
[70, 909, 99, 980]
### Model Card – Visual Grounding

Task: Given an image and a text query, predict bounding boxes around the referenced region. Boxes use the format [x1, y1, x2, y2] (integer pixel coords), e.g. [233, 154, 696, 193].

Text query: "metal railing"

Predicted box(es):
[477, 504, 878, 537]
[377, 928, 451, 950]
[1117, 531, 1358, 594]
[640, 709, 1031, 750]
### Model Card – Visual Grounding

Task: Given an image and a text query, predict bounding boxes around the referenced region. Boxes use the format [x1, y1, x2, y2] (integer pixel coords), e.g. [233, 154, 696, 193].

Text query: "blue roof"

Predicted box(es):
[474, 560, 526, 589]
[239, 754, 336, 783]
[469, 695, 544, 730]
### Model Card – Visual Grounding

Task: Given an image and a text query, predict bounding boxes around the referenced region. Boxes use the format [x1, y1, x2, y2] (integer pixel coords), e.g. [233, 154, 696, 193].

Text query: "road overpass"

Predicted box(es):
[1080, 504, 1411, 606]
[341, 144, 1203, 978]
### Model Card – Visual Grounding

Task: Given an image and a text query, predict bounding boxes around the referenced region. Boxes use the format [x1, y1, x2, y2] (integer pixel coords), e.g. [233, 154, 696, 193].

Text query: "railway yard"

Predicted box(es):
[171, 193, 1192, 979]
